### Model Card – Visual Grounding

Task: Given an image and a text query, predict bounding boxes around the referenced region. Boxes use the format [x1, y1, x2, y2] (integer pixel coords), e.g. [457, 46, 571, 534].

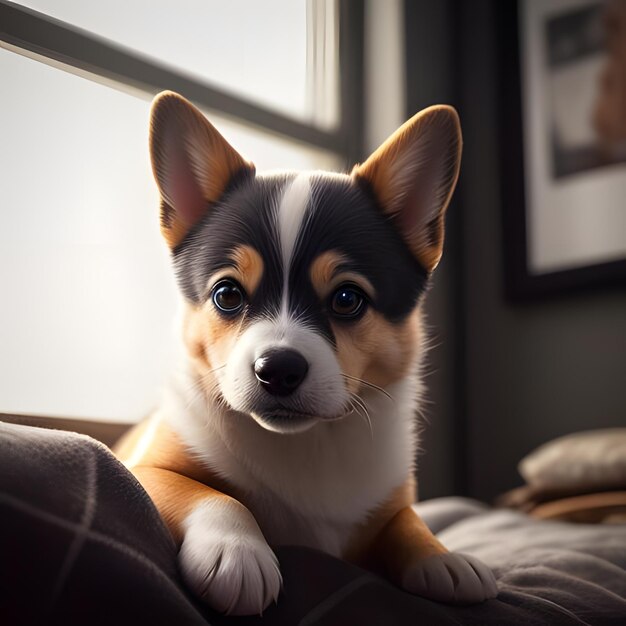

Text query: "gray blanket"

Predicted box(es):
[1, 420, 625, 625]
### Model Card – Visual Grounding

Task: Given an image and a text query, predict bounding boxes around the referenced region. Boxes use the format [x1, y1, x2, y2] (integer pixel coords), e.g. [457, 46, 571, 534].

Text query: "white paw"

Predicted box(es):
[178, 498, 282, 616]
[402, 552, 497, 605]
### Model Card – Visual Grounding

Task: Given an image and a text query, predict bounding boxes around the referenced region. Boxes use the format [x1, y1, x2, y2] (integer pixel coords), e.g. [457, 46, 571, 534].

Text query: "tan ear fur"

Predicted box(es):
[352, 105, 462, 272]
[149, 91, 255, 249]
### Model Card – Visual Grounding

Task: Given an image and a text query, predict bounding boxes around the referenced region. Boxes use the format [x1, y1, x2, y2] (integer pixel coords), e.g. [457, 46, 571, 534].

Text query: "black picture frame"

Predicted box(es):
[497, 0, 626, 302]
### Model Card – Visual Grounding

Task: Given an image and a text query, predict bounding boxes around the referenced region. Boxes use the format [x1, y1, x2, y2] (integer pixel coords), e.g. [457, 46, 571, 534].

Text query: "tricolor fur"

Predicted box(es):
[115, 92, 497, 615]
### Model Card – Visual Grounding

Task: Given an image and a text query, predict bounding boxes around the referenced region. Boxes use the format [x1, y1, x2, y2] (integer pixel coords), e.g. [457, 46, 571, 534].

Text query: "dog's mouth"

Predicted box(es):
[207, 377, 353, 433]
[250, 404, 353, 433]
[259, 407, 316, 419]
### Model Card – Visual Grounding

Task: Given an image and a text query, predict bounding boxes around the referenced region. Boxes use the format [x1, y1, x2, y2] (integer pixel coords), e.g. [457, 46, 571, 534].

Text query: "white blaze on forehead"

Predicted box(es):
[277, 173, 313, 310]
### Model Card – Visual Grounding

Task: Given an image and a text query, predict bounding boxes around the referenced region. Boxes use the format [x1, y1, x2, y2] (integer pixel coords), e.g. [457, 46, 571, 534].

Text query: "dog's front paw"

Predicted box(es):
[402, 552, 497, 605]
[179, 498, 282, 615]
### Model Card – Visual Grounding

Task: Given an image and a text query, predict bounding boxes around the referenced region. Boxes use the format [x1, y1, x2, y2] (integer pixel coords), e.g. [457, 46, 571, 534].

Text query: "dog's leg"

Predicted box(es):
[370, 506, 497, 604]
[131, 466, 281, 616]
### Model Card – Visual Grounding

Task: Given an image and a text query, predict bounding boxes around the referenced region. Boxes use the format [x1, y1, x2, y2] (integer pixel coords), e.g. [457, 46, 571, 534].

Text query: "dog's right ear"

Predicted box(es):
[149, 91, 255, 249]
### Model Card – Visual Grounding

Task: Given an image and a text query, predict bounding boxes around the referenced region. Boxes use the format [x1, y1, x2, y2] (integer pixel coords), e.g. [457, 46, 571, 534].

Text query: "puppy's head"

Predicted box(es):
[150, 92, 461, 433]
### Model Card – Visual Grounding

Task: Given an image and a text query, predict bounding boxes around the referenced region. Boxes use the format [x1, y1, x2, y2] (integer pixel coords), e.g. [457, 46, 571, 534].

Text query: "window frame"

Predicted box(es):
[0, 0, 364, 164]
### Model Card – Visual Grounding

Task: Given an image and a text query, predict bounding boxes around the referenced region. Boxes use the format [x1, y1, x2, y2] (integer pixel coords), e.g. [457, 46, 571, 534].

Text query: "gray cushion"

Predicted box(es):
[1, 420, 625, 625]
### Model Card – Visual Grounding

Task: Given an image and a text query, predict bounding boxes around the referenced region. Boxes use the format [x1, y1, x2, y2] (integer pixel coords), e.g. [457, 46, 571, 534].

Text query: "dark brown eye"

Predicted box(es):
[212, 280, 245, 315]
[330, 285, 367, 319]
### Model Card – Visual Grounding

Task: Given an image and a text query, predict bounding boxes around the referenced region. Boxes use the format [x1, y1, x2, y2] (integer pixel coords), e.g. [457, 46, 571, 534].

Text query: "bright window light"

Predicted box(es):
[17, 0, 339, 128]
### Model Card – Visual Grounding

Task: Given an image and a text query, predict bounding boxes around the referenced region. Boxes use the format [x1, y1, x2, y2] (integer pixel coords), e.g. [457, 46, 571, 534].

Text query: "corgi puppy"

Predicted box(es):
[116, 91, 497, 616]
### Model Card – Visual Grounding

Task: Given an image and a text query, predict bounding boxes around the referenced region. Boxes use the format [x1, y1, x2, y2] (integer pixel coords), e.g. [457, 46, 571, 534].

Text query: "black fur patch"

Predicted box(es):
[172, 172, 429, 339]
[293, 175, 429, 322]
[173, 174, 286, 311]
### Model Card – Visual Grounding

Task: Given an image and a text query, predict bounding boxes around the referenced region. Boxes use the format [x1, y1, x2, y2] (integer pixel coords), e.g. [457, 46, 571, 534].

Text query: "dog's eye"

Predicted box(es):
[330, 284, 367, 319]
[212, 280, 246, 314]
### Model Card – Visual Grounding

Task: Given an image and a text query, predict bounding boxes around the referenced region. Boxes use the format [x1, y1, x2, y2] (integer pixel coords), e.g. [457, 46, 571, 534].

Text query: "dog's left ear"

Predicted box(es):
[352, 106, 462, 272]
[149, 91, 255, 249]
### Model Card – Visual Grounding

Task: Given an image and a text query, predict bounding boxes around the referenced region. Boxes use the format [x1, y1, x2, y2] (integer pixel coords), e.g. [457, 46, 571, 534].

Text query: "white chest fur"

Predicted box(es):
[164, 366, 421, 557]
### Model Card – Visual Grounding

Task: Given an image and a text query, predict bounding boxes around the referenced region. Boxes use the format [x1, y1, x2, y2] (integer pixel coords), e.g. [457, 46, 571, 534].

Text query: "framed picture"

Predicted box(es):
[499, 0, 626, 301]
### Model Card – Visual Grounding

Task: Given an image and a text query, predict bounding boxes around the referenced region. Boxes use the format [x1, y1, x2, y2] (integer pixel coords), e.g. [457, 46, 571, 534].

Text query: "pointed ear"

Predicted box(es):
[149, 91, 255, 249]
[352, 105, 462, 272]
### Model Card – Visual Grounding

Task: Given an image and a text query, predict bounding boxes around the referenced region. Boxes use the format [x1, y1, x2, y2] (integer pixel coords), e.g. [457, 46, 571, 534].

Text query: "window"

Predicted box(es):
[18, 0, 339, 128]
[0, 0, 363, 423]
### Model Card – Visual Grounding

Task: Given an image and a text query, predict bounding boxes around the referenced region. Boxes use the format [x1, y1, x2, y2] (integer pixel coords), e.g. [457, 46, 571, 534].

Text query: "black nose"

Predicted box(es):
[254, 349, 309, 396]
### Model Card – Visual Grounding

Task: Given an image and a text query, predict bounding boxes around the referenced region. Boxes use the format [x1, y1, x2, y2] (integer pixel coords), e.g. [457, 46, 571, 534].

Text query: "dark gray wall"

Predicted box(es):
[457, 0, 626, 501]
[404, 0, 462, 500]
[406, 0, 626, 502]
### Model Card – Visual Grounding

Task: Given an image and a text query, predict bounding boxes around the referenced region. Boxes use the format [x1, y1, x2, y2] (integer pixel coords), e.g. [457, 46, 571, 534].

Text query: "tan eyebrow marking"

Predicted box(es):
[207, 244, 264, 298]
[309, 250, 375, 299]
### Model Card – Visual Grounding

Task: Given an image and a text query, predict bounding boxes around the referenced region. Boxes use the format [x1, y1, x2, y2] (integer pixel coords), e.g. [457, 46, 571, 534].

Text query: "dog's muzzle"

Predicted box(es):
[253, 349, 309, 396]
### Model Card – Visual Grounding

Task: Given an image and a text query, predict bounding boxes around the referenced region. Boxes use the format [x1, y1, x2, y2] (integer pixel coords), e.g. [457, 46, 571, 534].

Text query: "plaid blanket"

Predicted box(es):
[1, 421, 625, 625]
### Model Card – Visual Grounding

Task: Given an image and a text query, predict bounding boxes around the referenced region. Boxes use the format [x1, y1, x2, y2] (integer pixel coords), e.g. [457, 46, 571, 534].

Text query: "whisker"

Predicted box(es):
[183, 380, 208, 411]
[418, 367, 439, 380]
[350, 392, 373, 441]
[204, 363, 227, 377]
[182, 363, 229, 414]
[348, 397, 365, 422]
[341, 373, 393, 400]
